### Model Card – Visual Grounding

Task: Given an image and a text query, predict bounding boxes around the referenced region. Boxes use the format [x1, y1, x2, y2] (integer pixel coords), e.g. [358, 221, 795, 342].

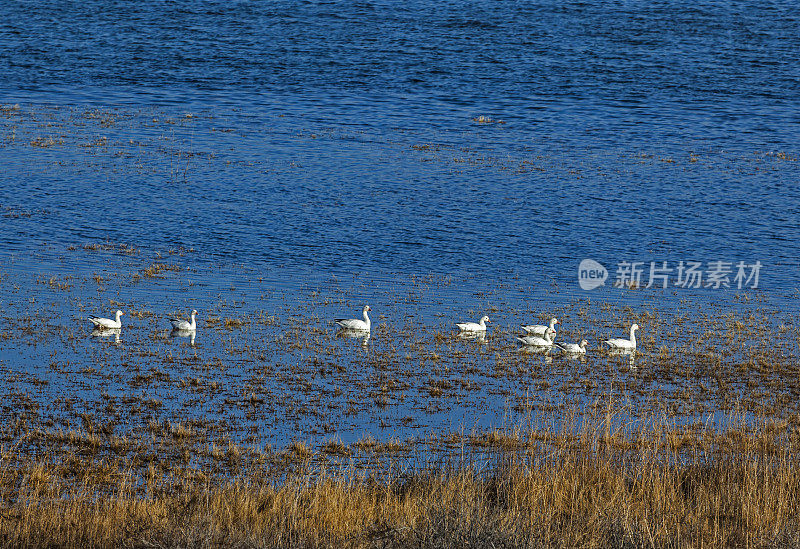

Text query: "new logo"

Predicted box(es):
[578, 259, 608, 290]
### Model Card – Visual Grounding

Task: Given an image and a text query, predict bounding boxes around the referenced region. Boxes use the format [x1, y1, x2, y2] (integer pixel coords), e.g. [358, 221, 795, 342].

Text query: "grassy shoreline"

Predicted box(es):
[2, 410, 798, 548]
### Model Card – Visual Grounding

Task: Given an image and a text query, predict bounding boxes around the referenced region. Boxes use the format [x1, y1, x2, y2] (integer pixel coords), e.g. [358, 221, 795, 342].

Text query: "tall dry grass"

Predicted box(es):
[1, 409, 798, 548]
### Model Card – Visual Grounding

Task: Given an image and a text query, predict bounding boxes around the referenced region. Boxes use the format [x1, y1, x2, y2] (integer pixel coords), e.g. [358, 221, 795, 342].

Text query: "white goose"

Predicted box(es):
[521, 318, 558, 338]
[88, 310, 124, 330]
[556, 339, 588, 354]
[169, 309, 198, 331]
[335, 305, 371, 332]
[517, 327, 555, 347]
[605, 324, 639, 350]
[456, 315, 489, 332]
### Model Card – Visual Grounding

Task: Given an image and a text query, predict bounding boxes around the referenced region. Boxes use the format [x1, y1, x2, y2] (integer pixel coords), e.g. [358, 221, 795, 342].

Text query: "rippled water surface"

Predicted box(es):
[0, 1, 798, 454]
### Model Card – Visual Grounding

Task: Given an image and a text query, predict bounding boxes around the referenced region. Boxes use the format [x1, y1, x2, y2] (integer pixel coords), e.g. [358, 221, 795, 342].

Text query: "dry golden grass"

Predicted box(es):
[1, 410, 798, 548]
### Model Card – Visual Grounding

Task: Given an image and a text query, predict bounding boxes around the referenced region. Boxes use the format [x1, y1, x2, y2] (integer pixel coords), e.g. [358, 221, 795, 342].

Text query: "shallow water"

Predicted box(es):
[0, 1, 798, 458]
[0, 247, 796, 457]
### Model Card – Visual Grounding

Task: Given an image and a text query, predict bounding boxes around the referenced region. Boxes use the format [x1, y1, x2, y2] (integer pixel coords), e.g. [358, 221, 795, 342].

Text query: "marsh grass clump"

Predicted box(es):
[137, 262, 182, 279]
[320, 438, 350, 456]
[469, 428, 523, 450]
[80, 241, 139, 255]
[288, 440, 312, 460]
[169, 422, 193, 440]
[472, 114, 505, 124]
[29, 136, 63, 147]
[36, 275, 72, 291]
[223, 317, 245, 330]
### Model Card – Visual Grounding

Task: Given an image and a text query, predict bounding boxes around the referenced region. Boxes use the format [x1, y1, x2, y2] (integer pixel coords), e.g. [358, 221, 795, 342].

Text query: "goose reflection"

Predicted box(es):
[519, 344, 553, 364]
[458, 330, 487, 344]
[91, 327, 120, 344]
[561, 352, 587, 363]
[519, 344, 551, 356]
[608, 347, 636, 368]
[171, 328, 196, 346]
[337, 328, 370, 346]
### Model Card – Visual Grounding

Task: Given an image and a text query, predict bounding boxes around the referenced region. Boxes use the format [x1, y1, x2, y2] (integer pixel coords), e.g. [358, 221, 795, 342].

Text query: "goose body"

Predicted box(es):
[556, 339, 588, 354]
[605, 324, 639, 350]
[88, 310, 124, 330]
[169, 309, 198, 331]
[335, 305, 371, 332]
[456, 315, 489, 332]
[517, 327, 555, 347]
[522, 318, 558, 338]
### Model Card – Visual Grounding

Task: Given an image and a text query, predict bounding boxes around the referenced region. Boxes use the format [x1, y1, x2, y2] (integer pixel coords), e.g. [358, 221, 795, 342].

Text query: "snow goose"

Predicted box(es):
[521, 318, 558, 339]
[517, 327, 555, 347]
[88, 310, 124, 330]
[456, 315, 489, 332]
[169, 309, 198, 331]
[605, 324, 639, 350]
[335, 305, 371, 332]
[556, 339, 588, 354]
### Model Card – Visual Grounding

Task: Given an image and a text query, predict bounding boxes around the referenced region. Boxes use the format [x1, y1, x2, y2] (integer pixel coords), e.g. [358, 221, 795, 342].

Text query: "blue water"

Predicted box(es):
[0, 1, 798, 452]
[1, 0, 799, 294]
